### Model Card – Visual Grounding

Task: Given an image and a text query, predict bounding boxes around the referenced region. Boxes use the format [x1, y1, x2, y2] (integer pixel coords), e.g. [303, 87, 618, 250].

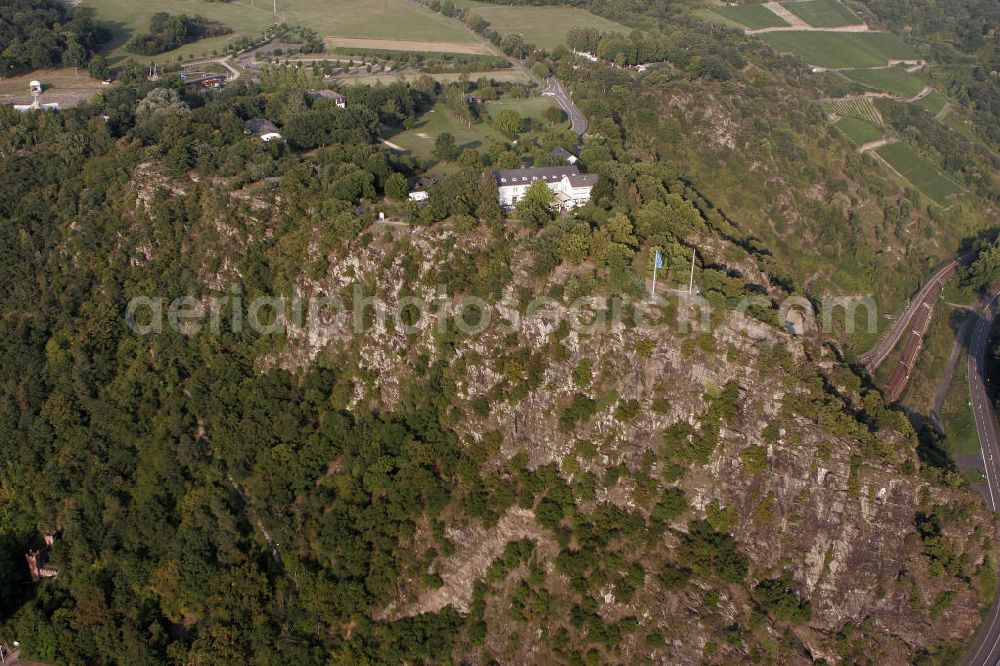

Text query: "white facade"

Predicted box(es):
[14, 102, 59, 113]
[494, 166, 596, 211]
[259, 132, 283, 142]
[408, 191, 429, 202]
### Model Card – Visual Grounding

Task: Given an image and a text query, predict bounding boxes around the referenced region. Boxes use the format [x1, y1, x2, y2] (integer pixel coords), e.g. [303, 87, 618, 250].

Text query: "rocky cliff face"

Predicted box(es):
[122, 175, 995, 663]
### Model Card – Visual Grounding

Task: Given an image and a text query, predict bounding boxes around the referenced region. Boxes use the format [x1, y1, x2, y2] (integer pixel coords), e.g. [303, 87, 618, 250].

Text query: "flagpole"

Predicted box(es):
[651, 250, 662, 298]
[688, 248, 696, 295]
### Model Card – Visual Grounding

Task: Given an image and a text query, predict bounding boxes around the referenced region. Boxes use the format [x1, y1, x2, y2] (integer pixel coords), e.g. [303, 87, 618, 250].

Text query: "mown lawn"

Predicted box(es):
[779, 0, 863, 27]
[83, 0, 473, 63]
[387, 103, 506, 161]
[840, 66, 926, 98]
[387, 96, 564, 162]
[451, 0, 629, 50]
[876, 142, 961, 205]
[484, 97, 566, 129]
[710, 4, 790, 29]
[835, 117, 883, 144]
[761, 31, 917, 68]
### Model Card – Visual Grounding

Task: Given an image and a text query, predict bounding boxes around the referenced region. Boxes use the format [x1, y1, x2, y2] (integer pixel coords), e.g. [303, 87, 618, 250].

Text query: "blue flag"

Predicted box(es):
[654, 251, 663, 269]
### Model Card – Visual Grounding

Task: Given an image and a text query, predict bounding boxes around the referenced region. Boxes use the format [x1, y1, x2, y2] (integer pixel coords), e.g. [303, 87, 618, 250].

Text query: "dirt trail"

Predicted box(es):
[761, 2, 810, 28]
[905, 85, 934, 103]
[857, 137, 896, 154]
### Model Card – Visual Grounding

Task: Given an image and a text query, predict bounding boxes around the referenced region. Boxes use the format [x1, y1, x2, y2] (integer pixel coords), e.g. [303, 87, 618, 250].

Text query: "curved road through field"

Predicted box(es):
[962, 290, 1000, 666]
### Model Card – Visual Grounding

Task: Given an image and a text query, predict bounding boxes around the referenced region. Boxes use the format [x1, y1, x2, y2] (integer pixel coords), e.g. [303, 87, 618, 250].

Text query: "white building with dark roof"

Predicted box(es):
[307, 89, 346, 108]
[245, 118, 283, 142]
[551, 146, 578, 164]
[493, 165, 596, 211]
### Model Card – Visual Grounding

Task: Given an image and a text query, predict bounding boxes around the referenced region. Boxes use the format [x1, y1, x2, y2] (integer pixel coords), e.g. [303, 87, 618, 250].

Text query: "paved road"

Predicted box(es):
[543, 78, 588, 137]
[860, 254, 971, 374]
[962, 290, 1000, 666]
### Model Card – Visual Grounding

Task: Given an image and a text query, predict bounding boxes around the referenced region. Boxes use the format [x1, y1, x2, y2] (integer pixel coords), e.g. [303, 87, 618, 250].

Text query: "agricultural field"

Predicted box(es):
[709, 4, 790, 29]
[779, 0, 862, 27]
[876, 142, 961, 205]
[82, 0, 473, 63]
[821, 96, 882, 124]
[835, 117, 883, 145]
[451, 0, 629, 50]
[839, 66, 926, 98]
[761, 31, 917, 68]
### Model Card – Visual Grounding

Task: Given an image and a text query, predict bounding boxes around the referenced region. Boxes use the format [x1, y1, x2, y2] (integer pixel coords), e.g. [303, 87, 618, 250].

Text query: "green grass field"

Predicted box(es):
[485, 97, 567, 128]
[940, 350, 980, 455]
[876, 142, 961, 205]
[82, 0, 474, 63]
[840, 66, 926, 97]
[915, 89, 947, 115]
[710, 4, 790, 29]
[451, 0, 629, 50]
[835, 117, 883, 144]
[387, 96, 563, 161]
[821, 96, 882, 124]
[779, 0, 862, 27]
[761, 31, 918, 68]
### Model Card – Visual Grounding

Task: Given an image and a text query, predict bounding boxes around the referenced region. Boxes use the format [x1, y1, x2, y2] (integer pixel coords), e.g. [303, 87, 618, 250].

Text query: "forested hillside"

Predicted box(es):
[1, 0, 999, 663]
[0, 0, 109, 75]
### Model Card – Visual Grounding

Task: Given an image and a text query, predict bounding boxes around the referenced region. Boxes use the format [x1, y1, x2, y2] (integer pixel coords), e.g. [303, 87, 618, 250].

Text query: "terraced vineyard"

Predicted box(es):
[821, 96, 883, 124]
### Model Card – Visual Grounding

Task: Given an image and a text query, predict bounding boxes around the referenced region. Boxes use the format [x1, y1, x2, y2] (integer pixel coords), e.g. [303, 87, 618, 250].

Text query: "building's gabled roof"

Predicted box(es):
[409, 175, 439, 190]
[567, 172, 597, 188]
[245, 118, 280, 136]
[307, 89, 345, 102]
[493, 165, 581, 187]
[551, 146, 575, 160]
[492, 165, 597, 189]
